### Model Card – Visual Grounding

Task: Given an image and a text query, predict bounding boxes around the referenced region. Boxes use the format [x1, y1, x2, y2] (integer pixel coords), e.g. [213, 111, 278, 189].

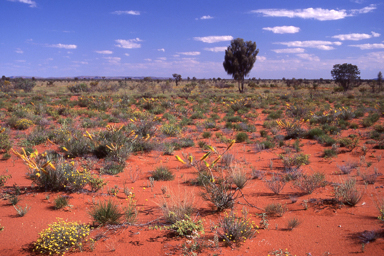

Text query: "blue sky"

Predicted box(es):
[1, 0, 383, 79]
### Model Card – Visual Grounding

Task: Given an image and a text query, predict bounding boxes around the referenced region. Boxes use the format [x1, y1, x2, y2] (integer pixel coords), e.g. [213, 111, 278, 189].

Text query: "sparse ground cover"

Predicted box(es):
[0, 78, 384, 255]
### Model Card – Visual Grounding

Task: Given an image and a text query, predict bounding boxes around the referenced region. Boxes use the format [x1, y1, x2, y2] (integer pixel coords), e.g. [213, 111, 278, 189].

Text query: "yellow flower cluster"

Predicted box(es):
[14, 118, 33, 130]
[33, 218, 91, 255]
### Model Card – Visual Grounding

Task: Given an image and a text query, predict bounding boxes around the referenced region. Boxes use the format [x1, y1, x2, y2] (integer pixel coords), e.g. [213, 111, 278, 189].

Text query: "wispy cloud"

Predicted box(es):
[158, 48, 165, 52]
[204, 47, 227, 52]
[112, 10, 140, 15]
[8, 0, 36, 8]
[177, 52, 201, 56]
[104, 57, 121, 64]
[115, 38, 142, 49]
[15, 48, 23, 54]
[199, 15, 213, 20]
[349, 43, 384, 50]
[194, 36, 233, 43]
[48, 44, 77, 49]
[275, 40, 342, 50]
[272, 48, 305, 53]
[251, 5, 376, 21]
[95, 50, 113, 54]
[296, 53, 320, 61]
[332, 31, 380, 41]
[263, 26, 300, 34]
[124, 53, 130, 56]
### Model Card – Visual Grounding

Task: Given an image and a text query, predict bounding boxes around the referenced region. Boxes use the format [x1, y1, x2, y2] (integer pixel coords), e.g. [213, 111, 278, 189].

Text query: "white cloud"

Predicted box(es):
[272, 48, 305, 53]
[8, 0, 36, 8]
[263, 26, 300, 34]
[275, 40, 342, 50]
[204, 47, 227, 52]
[95, 50, 113, 54]
[158, 57, 167, 61]
[251, 5, 376, 21]
[73, 61, 88, 65]
[194, 36, 233, 43]
[296, 53, 320, 61]
[258, 56, 266, 62]
[49, 44, 77, 49]
[332, 31, 380, 41]
[115, 38, 142, 49]
[372, 32, 380, 38]
[349, 43, 384, 50]
[158, 48, 165, 52]
[15, 48, 23, 54]
[177, 52, 201, 56]
[351, 4, 376, 14]
[200, 15, 213, 20]
[144, 58, 152, 61]
[112, 10, 140, 15]
[124, 53, 130, 57]
[104, 57, 121, 64]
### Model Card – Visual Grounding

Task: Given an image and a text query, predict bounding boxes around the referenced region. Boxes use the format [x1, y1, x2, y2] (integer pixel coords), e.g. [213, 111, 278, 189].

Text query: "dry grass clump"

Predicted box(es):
[159, 187, 195, 224]
[263, 175, 286, 194]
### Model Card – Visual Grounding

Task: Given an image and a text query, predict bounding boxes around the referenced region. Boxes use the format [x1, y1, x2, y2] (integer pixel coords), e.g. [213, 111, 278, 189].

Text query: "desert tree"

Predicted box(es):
[172, 73, 182, 86]
[378, 71, 382, 92]
[223, 38, 259, 93]
[331, 63, 361, 91]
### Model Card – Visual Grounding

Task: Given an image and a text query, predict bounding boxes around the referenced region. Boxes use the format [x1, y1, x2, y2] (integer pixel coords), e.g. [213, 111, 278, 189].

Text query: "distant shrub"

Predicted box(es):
[68, 83, 89, 93]
[333, 178, 362, 206]
[152, 166, 174, 181]
[362, 113, 380, 127]
[235, 132, 248, 143]
[294, 172, 326, 194]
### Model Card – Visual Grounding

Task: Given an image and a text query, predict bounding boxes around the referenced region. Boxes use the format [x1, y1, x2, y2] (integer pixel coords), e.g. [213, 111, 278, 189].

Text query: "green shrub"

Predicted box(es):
[100, 162, 125, 175]
[307, 128, 324, 139]
[68, 83, 89, 93]
[13, 118, 33, 130]
[235, 132, 248, 143]
[167, 215, 204, 237]
[161, 123, 181, 136]
[0, 130, 11, 152]
[202, 131, 211, 138]
[54, 195, 69, 209]
[362, 113, 380, 127]
[323, 148, 337, 158]
[89, 199, 123, 225]
[152, 166, 174, 181]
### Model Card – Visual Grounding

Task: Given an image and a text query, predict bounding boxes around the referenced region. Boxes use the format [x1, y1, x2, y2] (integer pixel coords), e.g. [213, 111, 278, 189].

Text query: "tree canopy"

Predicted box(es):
[331, 63, 360, 91]
[172, 74, 182, 86]
[223, 38, 259, 93]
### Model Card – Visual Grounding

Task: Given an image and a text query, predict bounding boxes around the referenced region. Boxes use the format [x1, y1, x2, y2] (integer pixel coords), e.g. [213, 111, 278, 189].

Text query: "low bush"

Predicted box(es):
[264, 203, 285, 217]
[54, 195, 69, 209]
[89, 199, 123, 225]
[218, 210, 257, 245]
[333, 178, 362, 206]
[152, 166, 174, 181]
[263, 176, 286, 194]
[235, 132, 248, 143]
[294, 172, 326, 194]
[33, 218, 91, 255]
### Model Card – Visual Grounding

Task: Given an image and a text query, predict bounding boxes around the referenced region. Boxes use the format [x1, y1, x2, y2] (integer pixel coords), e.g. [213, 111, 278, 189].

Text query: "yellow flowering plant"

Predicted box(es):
[33, 218, 91, 255]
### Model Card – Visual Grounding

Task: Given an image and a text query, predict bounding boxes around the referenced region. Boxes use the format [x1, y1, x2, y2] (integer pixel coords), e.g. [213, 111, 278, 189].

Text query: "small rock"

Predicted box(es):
[338, 225, 341, 228]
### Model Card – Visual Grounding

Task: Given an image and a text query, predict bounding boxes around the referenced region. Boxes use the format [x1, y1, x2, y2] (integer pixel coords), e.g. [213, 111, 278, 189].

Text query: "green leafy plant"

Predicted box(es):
[152, 166, 174, 181]
[54, 195, 69, 209]
[167, 215, 204, 237]
[89, 199, 123, 225]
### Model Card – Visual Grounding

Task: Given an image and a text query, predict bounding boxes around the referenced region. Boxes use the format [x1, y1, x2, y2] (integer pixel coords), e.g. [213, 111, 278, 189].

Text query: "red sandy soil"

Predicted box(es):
[1, 110, 384, 256]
